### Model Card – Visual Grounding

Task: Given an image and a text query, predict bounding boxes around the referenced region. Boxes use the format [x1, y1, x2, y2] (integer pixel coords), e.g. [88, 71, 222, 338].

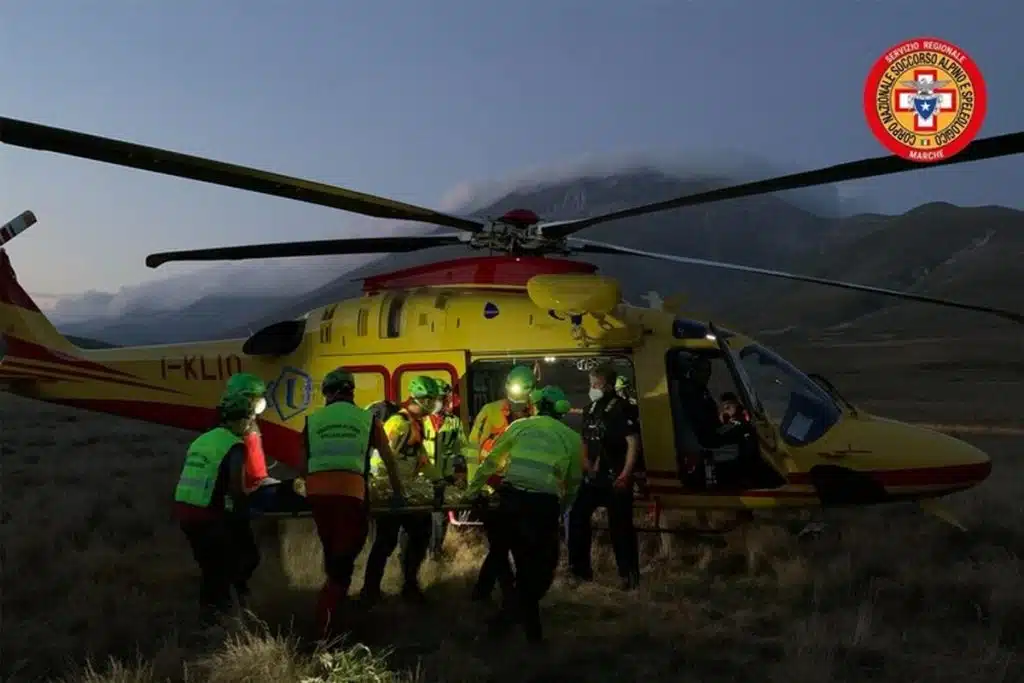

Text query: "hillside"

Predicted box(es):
[58, 293, 295, 346]
[742, 203, 1024, 337]
[67, 335, 119, 349]
[227, 168, 834, 336]
[47, 173, 1021, 346]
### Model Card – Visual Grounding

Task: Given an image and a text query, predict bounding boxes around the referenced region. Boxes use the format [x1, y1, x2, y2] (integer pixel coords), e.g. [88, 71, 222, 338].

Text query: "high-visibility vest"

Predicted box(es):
[496, 415, 581, 500]
[174, 427, 242, 509]
[371, 411, 439, 481]
[472, 399, 532, 463]
[424, 413, 465, 473]
[306, 401, 374, 476]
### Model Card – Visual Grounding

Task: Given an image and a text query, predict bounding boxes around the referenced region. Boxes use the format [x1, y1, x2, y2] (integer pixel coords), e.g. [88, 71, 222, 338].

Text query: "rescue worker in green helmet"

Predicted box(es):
[423, 379, 470, 557]
[361, 375, 446, 606]
[467, 385, 583, 644]
[467, 364, 536, 602]
[222, 372, 280, 493]
[172, 392, 261, 626]
[299, 367, 406, 638]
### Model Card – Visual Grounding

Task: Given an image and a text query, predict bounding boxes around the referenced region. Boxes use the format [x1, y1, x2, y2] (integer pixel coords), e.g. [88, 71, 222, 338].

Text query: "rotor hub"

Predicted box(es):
[470, 208, 564, 255]
[497, 208, 541, 226]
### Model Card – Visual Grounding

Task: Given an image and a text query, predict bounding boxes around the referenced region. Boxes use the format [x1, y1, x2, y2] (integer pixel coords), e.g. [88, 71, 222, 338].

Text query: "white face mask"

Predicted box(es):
[588, 388, 605, 402]
[432, 400, 444, 415]
[253, 397, 267, 415]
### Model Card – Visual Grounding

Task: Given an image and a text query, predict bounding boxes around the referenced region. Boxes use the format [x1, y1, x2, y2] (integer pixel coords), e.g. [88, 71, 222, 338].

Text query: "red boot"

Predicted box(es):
[314, 581, 346, 639]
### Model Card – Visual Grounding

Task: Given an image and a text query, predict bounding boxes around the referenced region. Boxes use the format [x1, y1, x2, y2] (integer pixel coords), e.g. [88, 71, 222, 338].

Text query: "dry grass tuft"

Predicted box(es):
[3, 353, 1023, 683]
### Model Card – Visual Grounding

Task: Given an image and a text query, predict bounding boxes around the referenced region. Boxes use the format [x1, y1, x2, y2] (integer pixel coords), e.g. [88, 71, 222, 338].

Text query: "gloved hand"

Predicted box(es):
[390, 492, 407, 510]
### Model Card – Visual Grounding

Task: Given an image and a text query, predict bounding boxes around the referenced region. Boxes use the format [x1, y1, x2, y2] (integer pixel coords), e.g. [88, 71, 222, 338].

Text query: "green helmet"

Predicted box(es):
[615, 375, 630, 391]
[408, 375, 439, 399]
[225, 372, 266, 398]
[435, 379, 452, 395]
[505, 365, 536, 401]
[529, 385, 571, 415]
[217, 392, 253, 422]
[322, 368, 356, 394]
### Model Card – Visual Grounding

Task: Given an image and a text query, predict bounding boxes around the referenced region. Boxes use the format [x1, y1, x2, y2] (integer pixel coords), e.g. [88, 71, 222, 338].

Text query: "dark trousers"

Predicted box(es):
[567, 480, 640, 582]
[491, 487, 561, 642]
[472, 510, 515, 600]
[309, 494, 370, 636]
[362, 511, 432, 595]
[181, 517, 260, 623]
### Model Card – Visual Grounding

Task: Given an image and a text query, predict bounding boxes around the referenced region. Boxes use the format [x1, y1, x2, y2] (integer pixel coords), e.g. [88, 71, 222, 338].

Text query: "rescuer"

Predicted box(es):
[466, 385, 583, 644]
[467, 364, 537, 602]
[424, 379, 470, 556]
[299, 367, 406, 638]
[361, 375, 445, 606]
[222, 372, 281, 494]
[613, 374, 649, 498]
[568, 363, 642, 590]
[173, 392, 261, 626]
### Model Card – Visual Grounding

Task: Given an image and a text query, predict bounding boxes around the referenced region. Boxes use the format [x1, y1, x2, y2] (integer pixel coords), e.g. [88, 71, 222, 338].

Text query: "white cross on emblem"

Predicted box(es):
[894, 69, 957, 132]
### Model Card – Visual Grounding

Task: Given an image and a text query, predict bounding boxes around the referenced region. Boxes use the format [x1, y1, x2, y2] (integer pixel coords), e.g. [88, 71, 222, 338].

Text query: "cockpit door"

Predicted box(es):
[708, 322, 788, 479]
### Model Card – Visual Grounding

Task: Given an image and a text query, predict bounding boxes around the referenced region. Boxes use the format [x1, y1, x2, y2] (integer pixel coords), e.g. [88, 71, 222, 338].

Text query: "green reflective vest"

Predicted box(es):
[306, 400, 374, 476]
[424, 414, 466, 476]
[498, 415, 582, 498]
[174, 427, 242, 509]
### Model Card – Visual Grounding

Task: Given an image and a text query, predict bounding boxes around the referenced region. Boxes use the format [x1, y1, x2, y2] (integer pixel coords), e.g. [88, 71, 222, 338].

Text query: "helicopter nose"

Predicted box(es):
[900, 425, 992, 494]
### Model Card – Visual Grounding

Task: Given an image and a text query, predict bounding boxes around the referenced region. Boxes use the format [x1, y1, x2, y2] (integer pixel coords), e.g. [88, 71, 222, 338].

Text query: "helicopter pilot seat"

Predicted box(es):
[669, 372, 774, 492]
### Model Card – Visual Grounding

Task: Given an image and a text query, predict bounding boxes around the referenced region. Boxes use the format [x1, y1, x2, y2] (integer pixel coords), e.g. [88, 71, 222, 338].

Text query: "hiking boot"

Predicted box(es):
[233, 582, 251, 610]
[565, 572, 593, 589]
[486, 612, 515, 639]
[620, 572, 640, 591]
[401, 583, 428, 605]
[522, 610, 544, 645]
[358, 588, 382, 610]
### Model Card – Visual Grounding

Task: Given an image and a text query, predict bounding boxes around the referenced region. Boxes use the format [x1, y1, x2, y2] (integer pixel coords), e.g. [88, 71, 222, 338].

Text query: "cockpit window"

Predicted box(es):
[737, 343, 842, 447]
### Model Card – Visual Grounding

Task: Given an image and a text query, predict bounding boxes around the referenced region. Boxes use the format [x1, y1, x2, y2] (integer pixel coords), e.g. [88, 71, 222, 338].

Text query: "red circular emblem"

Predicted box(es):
[863, 37, 987, 163]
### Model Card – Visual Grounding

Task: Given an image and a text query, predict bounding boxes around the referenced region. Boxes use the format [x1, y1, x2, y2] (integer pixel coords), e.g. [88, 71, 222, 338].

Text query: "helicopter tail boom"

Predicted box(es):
[0, 246, 88, 389]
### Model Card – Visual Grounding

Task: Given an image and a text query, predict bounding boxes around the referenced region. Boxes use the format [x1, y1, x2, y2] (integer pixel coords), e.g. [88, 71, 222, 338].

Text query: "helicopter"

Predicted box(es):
[1, 116, 1022, 534]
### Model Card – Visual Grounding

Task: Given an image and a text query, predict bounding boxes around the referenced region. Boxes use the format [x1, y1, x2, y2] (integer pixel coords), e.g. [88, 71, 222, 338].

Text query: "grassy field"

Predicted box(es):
[1, 342, 1021, 683]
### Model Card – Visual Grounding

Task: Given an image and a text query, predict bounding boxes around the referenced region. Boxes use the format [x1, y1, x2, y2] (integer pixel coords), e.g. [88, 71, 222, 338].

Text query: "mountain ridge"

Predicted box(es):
[48, 169, 1021, 346]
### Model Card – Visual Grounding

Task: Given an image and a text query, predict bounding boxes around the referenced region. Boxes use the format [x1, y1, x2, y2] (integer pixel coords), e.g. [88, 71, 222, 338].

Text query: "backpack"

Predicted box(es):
[367, 400, 401, 425]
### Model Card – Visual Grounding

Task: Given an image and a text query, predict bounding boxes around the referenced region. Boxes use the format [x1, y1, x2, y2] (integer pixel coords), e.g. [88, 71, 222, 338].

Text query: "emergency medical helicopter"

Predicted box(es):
[2, 116, 1022, 532]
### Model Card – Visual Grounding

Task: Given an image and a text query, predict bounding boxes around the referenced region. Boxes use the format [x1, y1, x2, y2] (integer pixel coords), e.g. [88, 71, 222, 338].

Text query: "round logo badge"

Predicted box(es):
[863, 37, 987, 163]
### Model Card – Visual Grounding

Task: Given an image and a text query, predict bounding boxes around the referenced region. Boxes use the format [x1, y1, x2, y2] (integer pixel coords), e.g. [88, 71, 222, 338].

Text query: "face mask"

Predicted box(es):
[432, 400, 444, 415]
[252, 397, 267, 415]
[588, 388, 605, 402]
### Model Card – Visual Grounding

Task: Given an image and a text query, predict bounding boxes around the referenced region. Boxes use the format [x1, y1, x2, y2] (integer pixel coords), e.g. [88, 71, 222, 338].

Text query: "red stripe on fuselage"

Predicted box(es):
[646, 460, 991, 495]
[3, 358, 184, 394]
[41, 397, 303, 471]
[4, 336, 137, 377]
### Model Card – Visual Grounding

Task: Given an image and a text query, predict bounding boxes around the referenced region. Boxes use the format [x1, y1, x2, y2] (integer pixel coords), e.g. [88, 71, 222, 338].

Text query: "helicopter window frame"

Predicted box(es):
[380, 294, 406, 339]
[735, 342, 843, 447]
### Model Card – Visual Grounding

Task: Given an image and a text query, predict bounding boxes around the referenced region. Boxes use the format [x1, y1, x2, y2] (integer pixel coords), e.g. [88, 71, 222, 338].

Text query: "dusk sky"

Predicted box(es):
[2, 1, 1021, 314]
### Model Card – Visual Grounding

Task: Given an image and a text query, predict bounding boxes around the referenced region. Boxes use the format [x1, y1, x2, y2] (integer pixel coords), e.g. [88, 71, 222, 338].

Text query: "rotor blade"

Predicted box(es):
[569, 238, 1024, 325]
[0, 117, 485, 234]
[0, 210, 37, 247]
[543, 131, 1024, 239]
[146, 234, 466, 269]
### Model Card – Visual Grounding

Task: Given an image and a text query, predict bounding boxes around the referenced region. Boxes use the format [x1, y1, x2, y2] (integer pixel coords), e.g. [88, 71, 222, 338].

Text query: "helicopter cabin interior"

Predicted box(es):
[453, 343, 825, 495]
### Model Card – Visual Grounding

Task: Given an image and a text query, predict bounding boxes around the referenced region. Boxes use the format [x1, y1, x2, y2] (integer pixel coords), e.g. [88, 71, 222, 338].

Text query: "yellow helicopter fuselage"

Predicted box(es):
[0, 253, 992, 513]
